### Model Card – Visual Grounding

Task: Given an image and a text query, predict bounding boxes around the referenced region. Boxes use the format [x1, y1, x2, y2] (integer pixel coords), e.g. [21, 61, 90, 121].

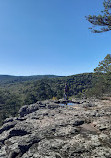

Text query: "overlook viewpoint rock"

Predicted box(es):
[0, 99, 111, 158]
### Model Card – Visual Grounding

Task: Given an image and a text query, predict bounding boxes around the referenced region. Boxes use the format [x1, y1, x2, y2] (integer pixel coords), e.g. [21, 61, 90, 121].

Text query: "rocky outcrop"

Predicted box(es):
[0, 99, 111, 158]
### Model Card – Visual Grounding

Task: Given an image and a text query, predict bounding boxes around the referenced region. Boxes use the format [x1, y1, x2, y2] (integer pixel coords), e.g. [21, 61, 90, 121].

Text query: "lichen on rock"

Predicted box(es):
[0, 99, 111, 158]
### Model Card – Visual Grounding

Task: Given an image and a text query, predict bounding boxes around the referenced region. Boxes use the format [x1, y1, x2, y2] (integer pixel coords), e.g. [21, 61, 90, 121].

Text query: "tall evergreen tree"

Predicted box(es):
[94, 54, 111, 73]
[86, 0, 111, 33]
[94, 54, 111, 96]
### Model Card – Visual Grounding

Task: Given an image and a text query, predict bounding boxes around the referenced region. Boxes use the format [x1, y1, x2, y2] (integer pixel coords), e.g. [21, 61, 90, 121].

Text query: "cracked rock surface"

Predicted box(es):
[0, 99, 111, 158]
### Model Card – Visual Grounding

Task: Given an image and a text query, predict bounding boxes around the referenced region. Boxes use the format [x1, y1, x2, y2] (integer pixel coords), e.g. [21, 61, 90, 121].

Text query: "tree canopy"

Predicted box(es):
[94, 54, 111, 73]
[86, 0, 111, 33]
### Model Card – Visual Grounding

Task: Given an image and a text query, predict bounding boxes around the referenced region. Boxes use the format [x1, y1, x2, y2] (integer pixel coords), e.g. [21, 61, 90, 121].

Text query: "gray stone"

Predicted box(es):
[0, 99, 111, 158]
[19, 104, 39, 117]
[0, 122, 17, 134]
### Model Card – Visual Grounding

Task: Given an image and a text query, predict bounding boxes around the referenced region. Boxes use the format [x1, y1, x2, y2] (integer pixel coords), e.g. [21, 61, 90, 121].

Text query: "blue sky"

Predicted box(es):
[0, 0, 111, 76]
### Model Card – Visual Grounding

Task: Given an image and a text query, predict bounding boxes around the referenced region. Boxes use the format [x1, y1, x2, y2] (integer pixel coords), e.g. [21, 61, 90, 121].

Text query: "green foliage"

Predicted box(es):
[0, 75, 60, 85]
[94, 54, 111, 73]
[85, 74, 105, 98]
[86, 0, 111, 33]
[86, 73, 111, 98]
[0, 73, 97, 125]
[0, 89, 23, 125]
[94, 54, 111, 95]
[86, 55, 111, 98]
[24, 80, 54, 104]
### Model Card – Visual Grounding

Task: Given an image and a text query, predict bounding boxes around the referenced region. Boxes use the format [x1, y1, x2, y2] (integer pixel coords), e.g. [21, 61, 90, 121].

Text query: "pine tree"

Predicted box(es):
[86, 0, 111, 33]
[94, 54, 111, 73]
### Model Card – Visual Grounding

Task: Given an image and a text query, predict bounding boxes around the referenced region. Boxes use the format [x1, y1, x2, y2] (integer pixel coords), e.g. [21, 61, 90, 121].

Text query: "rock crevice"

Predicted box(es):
[0, 99, 111, 158]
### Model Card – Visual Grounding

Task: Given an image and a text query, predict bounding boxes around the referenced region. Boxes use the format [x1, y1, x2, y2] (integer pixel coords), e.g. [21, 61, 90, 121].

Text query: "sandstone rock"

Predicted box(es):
[0, 99, 111, 158]
[0, 121, 17, 134]
[19, 103, 39, 117]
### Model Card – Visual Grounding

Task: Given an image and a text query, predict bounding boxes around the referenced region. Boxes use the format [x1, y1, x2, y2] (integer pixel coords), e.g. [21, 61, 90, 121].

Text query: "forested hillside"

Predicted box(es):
[0, 70, 111, 126]
[0, 73, 97, 125]
[0, 75, 60, 85]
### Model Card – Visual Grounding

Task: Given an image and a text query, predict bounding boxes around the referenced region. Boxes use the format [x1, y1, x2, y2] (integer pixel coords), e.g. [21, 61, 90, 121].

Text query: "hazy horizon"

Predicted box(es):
[0, 71, 94, 77]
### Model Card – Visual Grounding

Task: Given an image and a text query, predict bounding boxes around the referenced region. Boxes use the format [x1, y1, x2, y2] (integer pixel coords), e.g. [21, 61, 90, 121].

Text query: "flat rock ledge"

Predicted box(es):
[0, 99, 111, 158]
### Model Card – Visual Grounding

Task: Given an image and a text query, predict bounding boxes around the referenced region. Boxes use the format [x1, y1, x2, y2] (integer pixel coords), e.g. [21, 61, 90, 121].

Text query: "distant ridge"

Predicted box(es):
[0, 72, 96, 125]
[0, 75, 62, 85]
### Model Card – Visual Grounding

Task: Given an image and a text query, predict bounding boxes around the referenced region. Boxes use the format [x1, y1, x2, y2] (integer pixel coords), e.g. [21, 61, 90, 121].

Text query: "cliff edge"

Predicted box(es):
[0, 99, 111, 158]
